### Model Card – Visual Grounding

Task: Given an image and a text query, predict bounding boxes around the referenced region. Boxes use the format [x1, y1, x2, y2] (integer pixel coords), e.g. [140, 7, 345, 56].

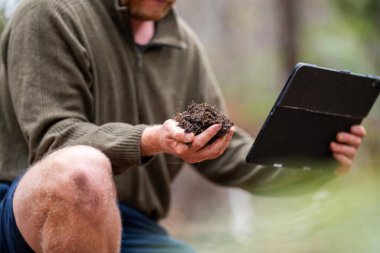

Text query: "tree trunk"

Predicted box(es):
[278, 0, 299, 72]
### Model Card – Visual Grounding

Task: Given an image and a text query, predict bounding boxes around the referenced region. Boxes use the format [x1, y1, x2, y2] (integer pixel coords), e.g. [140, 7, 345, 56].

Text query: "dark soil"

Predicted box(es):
[173, 102, 234, 145]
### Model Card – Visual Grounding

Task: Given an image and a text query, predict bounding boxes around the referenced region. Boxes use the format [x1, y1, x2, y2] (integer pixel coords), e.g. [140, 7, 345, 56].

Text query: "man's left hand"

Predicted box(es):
[330, 125, 366, 176]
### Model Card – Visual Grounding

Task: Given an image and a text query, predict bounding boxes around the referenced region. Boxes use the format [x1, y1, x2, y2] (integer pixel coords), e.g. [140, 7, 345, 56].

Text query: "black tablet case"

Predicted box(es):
[245, 63, 380, 169]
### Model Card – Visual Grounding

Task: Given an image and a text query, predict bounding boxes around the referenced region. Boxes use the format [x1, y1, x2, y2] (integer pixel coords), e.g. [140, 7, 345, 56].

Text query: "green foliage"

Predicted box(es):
[331, 0, 380, 68]
[333, 0, 380, 28]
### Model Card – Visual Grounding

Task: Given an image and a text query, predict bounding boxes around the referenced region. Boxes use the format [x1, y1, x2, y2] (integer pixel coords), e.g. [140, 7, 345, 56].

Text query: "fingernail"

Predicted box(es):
[353, 125, 365, 135]
[352, 125, 359, 131]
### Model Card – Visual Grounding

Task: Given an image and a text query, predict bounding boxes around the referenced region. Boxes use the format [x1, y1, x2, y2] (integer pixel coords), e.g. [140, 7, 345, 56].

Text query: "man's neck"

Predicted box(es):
[131, 19, 155, 46]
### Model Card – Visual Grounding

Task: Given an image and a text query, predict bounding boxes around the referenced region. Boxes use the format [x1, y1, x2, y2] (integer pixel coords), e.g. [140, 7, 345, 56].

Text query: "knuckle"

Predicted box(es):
[346, 146, 356, 155]
[175, 148, 186, 156]
[338, 145, 346, 153]
[346, 135, 353, 143]
[191, 140, 203, 150]
[179, 145, 191, 156]
[350, 136, 359, 145]
[174, 132, 183, 141]
[163, 120, 172, 130]
[167, 141, 176, 150]
[341, 133, 349, 142]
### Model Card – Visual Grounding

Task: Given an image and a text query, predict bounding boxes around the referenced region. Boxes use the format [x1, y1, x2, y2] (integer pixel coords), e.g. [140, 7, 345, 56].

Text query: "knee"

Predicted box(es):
[40, 145, 112, 184]
[46, 145, 112, 175]
[29, 145, 115, 218]
[13, 145, 119, 252]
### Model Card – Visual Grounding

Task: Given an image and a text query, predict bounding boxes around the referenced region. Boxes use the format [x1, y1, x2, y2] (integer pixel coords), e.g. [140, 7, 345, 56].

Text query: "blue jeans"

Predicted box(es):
[0, 176, 195, 253]
[0, 176, 34, 253]
[119, 204, 195, 253]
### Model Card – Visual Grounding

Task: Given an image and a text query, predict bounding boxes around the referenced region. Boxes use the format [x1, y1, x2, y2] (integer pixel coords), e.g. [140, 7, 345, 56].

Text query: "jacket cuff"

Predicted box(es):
[111, 124, 149, 173]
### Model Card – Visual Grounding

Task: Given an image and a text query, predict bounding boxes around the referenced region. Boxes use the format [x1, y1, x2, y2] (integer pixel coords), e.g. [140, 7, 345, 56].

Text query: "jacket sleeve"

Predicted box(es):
[6, 1, 146, 174]
[188, 27, 335, 196]
[195, 128, 335, 196]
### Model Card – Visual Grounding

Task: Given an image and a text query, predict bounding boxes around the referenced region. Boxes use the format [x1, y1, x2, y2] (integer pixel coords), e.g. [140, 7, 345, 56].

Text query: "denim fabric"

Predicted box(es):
[0, 176, 34, 253]
[119, 203, 196, 253]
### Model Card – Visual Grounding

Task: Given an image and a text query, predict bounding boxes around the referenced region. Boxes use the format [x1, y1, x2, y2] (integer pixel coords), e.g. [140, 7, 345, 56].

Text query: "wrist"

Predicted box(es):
[140, 125, 163, 157]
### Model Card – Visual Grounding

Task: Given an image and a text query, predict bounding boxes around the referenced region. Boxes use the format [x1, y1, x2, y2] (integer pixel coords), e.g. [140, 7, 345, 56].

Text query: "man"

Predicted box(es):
[0, 0, 366, 252]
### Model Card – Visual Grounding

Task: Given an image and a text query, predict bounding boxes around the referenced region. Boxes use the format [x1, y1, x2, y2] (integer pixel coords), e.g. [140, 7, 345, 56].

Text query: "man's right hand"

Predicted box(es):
[140, 119, 234, 164]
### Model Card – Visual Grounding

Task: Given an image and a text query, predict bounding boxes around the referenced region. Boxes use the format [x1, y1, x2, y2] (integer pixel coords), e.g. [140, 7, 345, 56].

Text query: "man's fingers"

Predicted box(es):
[166, 119, 194, 143]
[336, 132, 362, 147]
[222, 126, 235, 146]
[351, 125, 366, 138]
[166, 139, 186, 154]
[333, 153, 352, 176]
[195, 126, 235, 160]
[190, 124, 221, 150]
[176, 132, 194, 144]
[212, 126, 235, 154]
[165, 120, 184, 140]
[165, 123, 234, 163]
[330, 125, 366, 176]
[330, 142, 356, 159]
[182, 126, 234, 163]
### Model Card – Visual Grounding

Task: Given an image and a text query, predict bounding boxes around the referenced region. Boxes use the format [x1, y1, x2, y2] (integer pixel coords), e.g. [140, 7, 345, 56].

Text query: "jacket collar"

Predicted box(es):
[114, 0, 187, 50]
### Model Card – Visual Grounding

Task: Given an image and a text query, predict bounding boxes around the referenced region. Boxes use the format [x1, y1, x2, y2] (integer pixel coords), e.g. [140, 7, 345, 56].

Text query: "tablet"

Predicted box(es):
[245, 63, 380, 170]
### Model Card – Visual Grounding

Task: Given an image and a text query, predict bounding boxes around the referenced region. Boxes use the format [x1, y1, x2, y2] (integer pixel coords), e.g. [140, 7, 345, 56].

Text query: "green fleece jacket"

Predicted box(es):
[0, 0, 333, 219]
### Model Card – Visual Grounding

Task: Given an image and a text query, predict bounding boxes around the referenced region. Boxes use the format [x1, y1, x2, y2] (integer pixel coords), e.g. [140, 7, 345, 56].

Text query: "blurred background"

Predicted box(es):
[172, 1, 380, 252]
[1, 0, 380, 252]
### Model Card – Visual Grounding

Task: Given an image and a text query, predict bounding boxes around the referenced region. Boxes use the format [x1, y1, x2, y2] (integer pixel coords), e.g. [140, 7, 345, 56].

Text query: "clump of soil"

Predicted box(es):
[173, 102, 234, 145]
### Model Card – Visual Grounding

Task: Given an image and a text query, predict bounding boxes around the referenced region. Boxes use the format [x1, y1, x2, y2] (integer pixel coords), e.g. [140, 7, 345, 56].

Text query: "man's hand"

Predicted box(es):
[330, 125, 366, 176]
[141, 119, 235, 163]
